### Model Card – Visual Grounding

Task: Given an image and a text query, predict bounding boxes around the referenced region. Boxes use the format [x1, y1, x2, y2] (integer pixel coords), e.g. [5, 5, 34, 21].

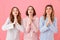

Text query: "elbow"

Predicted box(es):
[2, 25, 7, 31]
[53, 29, 58, 33]
[50, 28, 58, 33]
[40, 29, 48, 33]
[2, 27, 5, 31]
[40, 29, 44, 33]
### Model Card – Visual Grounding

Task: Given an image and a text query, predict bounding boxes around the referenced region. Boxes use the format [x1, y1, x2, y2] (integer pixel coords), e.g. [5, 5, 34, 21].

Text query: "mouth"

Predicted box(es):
[29, 11, 32, 13]
[15, 13, 17, 14]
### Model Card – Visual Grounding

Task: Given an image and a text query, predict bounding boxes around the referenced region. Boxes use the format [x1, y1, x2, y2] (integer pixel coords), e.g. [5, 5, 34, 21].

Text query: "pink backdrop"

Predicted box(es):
[0, 0, 60, 40]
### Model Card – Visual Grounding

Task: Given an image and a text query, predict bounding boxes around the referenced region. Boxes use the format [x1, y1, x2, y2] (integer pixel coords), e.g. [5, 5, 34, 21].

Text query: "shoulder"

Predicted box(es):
[4, 17, 11, 23]
[6, 17, 10, 21]
[23, 17, 28, 22]
[34, 16, 39, 20]
[40, 16, 44, 21]
[54, 17, 57, 22]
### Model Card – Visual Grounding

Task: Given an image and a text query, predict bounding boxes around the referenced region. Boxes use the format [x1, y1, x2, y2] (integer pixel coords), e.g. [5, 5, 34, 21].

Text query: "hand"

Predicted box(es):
[48, 16, 52, 24]
[49, 19, 52, 25]
[46, 16, 52, 26]
[26, 21, 31, 33]
[14, 16, 17, 24]
[46, 16, 50, 27]
[14, 20, 17, 24]
[27, 18, 33, 25]
[46, 20, 50, 27]
[13, 16, 17, 28]
[29, 15, 33, 24]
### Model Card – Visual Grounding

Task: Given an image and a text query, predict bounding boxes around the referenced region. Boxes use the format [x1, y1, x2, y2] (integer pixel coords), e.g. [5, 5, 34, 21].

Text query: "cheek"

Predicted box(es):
[28, 9, 34, 15]
[46, 10, 52, 13]
[49, 10, 52, 14]
[28, 10, 30, 13]
[28, 11, 30, 15]
[12, 12, 15, 15]
[16, 11, 18, 14]
[32, 10, 34, 13]
[50, 10, 52, 13]
[46, 10, 48, 13]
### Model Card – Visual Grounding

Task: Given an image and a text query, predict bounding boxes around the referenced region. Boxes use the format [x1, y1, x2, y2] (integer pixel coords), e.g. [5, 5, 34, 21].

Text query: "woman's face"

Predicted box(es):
[46, 6, 52, 15]
[28, 7, 34, 16]
[12, 8, 18, 16]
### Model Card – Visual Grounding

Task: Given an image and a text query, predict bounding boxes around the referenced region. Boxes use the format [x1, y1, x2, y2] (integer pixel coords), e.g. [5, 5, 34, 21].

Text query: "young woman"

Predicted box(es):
[2, 7, 24, 40]
[39, 5, 58, 40]
[23, 6, 39, 40]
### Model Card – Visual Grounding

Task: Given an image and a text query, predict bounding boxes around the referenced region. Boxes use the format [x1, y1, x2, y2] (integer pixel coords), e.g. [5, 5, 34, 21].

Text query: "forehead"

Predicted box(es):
[28, 7, 33, 9]
[46, 6, 52, 9]
[13, 8, 18, 10]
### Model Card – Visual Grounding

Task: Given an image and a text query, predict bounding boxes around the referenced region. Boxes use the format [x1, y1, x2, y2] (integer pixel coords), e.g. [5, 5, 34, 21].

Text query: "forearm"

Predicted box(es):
[2, 23, 14, 31]
[25, 24, 31, 33]
[32, 23, 38, 32]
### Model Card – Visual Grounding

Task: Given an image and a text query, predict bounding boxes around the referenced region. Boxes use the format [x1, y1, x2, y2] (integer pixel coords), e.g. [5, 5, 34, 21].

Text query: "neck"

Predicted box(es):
[29, 15, 34, 21]
[47, 14, 50, 17]
[29, 15, 33, 18]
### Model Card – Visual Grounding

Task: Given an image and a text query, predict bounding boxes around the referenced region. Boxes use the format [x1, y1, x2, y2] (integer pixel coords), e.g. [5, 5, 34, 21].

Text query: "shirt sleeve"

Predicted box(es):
[16, 23, 24, 32]
[32, 18, 39, 32]
[49, 18, 58, 33]
[23, 18, 31, 33]
[2, 17, 14, 31]
[39, 16, 49, 33]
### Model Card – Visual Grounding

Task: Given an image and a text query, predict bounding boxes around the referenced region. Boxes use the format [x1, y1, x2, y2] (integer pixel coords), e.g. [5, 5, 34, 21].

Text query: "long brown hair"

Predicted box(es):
[10, 7, 21, 25]
[43, 5, 54, 22]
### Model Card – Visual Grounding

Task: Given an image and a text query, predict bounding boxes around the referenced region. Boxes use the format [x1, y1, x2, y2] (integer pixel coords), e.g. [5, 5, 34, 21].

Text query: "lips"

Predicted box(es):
[29, 11, 32, 13]
[15, 13, 17, 14]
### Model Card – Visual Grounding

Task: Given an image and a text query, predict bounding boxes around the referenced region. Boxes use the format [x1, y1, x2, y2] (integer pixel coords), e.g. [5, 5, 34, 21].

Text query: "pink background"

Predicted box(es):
[0, 0, 60, 40]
